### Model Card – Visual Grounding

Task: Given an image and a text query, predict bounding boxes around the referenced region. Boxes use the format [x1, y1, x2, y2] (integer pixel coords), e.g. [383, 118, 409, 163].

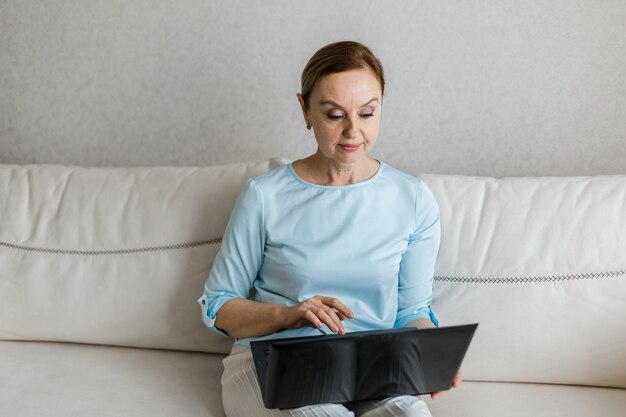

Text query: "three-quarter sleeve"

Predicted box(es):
[197, 178, 265, 337]
[393, 180, 441, 329]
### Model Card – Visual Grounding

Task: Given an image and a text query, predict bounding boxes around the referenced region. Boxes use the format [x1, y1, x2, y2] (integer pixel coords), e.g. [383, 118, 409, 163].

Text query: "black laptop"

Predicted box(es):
[250, 323, 478, 409]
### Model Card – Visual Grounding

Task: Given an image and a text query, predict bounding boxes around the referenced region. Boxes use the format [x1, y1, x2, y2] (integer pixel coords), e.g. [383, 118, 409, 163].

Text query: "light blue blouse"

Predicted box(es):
[198, 160, 440, 347]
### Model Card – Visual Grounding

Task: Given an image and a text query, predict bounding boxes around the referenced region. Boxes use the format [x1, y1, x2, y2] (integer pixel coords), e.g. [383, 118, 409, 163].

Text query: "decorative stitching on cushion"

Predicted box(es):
[3, 238, 622, 283]
[0, 238, 222, 256]
[435, 270, 626, 284]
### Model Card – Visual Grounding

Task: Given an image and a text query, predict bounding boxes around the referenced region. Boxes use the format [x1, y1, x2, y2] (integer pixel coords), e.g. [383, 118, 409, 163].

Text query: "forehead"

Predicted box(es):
[312, 68, 382, 102]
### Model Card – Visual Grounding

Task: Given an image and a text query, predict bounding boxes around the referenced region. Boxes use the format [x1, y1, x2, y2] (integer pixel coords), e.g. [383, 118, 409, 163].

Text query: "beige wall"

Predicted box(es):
[1, 0, 625, 177]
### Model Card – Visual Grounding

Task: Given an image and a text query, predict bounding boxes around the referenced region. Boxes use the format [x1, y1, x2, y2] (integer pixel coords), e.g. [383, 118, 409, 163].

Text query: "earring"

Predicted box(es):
[306, 124, 311, 130]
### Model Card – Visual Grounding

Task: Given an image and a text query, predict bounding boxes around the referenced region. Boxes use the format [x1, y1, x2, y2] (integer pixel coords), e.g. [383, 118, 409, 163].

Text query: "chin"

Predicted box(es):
[335, 150, 363, 158]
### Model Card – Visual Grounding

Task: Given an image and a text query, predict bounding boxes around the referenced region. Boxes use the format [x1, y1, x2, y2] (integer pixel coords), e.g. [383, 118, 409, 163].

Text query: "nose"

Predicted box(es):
[342, 115, 358, 138]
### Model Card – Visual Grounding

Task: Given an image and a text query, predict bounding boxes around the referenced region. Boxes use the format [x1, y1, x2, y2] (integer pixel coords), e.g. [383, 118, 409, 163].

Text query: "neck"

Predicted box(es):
[304, 152, 377, 186]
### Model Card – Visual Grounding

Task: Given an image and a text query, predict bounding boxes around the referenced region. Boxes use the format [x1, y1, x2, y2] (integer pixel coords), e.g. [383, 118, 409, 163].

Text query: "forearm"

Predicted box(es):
[214, 298, 287, 339]
[404, 317, 436, 330]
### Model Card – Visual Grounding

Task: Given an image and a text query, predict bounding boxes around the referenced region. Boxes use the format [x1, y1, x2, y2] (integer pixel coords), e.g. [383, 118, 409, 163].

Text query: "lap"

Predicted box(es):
[348, 396, 432, 417]
[221, 344, 432, 417]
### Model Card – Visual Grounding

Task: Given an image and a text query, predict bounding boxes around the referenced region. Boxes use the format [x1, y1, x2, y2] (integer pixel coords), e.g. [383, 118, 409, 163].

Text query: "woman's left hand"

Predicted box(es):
[430, 368, 463, 400]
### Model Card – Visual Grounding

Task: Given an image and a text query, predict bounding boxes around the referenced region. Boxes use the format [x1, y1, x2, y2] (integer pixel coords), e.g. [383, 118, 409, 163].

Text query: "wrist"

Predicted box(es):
[273, 303, 289, 330]
[405, 318, 436, 330]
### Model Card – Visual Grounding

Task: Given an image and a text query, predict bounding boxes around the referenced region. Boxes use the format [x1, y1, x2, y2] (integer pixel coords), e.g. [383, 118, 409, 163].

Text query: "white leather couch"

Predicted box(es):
[1, 157, 625, 417]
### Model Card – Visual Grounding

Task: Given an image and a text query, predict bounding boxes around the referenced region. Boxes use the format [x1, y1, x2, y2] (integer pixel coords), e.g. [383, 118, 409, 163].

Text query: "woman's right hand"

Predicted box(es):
[283, 296, 354, 335]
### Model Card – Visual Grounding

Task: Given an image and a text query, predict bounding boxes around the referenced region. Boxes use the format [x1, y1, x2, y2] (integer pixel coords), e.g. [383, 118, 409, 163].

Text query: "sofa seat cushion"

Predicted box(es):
[2, 341, 625, 417]
[0, 341, 226, 417]
[425, 380, 626, 417]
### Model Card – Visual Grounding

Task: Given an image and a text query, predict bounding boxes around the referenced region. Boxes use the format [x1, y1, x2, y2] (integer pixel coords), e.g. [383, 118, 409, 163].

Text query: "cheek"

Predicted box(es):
[317, 123, 342, 138]
[313, 126, 339, 146]
[363, 123, 380, 141]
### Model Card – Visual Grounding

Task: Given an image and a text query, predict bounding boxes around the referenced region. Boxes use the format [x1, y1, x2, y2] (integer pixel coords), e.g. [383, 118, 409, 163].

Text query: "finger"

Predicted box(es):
[302, 297, 338, 330]
[303, 310, 323, 329]
[322, 306, 345, 335]
[322, 305, 347, 321]
[323, 297, 354, 319]
[452, 369, 464, 388]
[315, 307, 341, 334]
[322, 296, 353, 318]
[430, 390, 447, 400]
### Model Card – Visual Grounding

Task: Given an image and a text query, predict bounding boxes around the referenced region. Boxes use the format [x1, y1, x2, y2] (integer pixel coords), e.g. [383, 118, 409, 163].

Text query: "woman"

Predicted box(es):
[198, 41, 462, 417]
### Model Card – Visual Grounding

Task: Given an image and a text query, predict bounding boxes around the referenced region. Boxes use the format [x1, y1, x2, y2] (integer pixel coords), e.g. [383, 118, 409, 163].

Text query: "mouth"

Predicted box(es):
[339, 143, 361, 152]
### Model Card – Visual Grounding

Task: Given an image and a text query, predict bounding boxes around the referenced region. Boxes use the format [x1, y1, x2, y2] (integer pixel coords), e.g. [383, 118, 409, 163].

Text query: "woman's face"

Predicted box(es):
[298, 68, 382, 165]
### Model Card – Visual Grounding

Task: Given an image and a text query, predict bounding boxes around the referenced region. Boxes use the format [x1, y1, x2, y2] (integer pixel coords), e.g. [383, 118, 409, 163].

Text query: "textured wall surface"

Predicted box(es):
[1, 0, 625, 177]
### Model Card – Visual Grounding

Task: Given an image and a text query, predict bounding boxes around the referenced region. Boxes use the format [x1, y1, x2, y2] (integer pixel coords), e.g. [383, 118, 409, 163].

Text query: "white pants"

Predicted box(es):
[221, 344, 433, 417]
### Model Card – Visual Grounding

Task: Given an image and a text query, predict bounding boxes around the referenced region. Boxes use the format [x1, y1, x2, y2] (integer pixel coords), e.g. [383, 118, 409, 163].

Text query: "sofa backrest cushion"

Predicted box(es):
[0, 158, 290, 354]
[423, 174, 626, 389]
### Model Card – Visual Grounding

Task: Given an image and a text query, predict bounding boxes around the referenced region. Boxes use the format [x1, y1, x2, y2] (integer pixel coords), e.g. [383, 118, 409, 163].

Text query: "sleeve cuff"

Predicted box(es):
[393, 306, 440, 329]
[197, 293, 235, 337]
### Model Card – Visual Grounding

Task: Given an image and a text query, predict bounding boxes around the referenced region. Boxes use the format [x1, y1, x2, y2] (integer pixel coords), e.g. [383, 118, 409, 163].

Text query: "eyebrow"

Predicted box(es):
[319, 97, 379, 109]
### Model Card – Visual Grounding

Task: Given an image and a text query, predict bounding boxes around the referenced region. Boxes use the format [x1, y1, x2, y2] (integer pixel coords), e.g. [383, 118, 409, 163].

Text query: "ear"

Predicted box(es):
[296, 93, 311, 127]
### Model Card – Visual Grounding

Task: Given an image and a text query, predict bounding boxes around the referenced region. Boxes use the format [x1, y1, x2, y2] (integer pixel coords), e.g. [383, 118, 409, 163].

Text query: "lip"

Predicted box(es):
[339, 144, 361, 152]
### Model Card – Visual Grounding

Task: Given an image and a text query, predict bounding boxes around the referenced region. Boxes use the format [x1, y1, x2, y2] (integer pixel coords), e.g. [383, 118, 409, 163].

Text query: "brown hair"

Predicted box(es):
[300, 41, 385, 108]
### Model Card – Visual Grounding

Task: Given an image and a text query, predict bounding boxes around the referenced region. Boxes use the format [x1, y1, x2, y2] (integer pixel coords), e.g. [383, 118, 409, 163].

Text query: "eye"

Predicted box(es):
[326, 111, 375, 121]
[360, 106, 376, 119]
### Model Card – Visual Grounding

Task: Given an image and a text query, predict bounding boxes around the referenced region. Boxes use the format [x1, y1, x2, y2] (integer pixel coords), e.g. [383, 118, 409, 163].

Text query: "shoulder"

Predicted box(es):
[233, 164, 289, 201]
[379, 162, 425, 192]
[379, 162, 438, 211]
[251, 161, 291, 181]
[237, 163, 293, 205]
[247, 162, 291, 191]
